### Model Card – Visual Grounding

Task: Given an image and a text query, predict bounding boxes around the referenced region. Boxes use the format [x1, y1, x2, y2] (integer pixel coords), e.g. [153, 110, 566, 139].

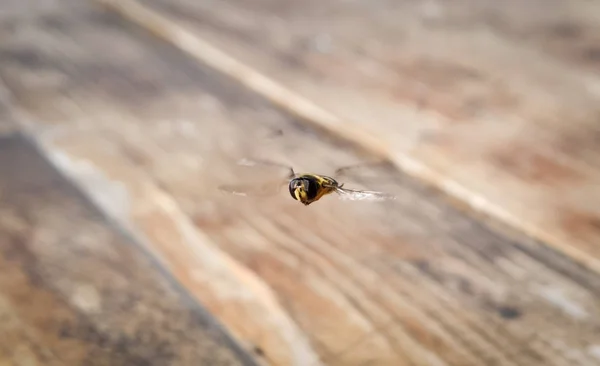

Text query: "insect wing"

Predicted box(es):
[334, 186, 397, 202]
[334, 161, 392, 181]
[218, 179, 288, 197]
[235, 158, 295, 179]
[218, 157, 295, 198]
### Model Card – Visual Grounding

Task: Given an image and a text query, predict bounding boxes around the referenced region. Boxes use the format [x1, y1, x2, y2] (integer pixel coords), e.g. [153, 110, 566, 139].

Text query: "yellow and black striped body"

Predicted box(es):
[288, 174, 340, 206]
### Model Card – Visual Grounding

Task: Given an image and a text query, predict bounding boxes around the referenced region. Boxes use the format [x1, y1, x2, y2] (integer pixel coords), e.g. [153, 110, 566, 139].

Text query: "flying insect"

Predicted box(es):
[219, 158, 396, 206]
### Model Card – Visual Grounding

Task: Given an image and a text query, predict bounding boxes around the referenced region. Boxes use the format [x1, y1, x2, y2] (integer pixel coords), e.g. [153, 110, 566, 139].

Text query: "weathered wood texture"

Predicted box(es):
[0, 133, 257, 366]
[116, 0, 600, 272]
[2, 1, 600, 366]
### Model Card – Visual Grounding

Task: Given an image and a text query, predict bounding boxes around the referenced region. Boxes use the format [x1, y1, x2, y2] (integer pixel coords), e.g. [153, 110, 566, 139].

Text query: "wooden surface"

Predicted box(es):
[1, 0, 600, 366]
[123, 0, 600, 272]
[0, 133, 257, 366]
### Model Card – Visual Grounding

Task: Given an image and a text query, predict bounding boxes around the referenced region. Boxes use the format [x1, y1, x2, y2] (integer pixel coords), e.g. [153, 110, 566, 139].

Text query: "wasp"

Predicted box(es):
[218, 158, 396, 206]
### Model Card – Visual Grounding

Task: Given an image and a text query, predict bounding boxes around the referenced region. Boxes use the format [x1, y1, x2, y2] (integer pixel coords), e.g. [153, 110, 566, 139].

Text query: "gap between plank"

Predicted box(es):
[92, 0, 600, 275]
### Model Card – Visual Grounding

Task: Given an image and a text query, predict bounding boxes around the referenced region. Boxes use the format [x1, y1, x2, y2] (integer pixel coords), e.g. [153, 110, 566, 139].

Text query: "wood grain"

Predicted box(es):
[110, 0, 600, 272]
[2, 1, 600, 366]
[0, 133, 257, 366]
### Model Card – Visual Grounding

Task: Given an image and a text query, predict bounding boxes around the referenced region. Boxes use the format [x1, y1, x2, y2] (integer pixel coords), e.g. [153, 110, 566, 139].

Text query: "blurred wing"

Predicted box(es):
[334, 186, 397, 202]
[334, 161, 392, 180]
[218, 157, 294, 198]
[218, 179, 288, 197]
[236, 158, 295, 179]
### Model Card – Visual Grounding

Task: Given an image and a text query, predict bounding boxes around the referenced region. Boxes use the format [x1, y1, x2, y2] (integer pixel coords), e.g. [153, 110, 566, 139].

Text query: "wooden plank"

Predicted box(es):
[0, 103, 18, 136]
[0, 133, 257, 366]
[2, 1, 600, 366]
[0, 87, 19, 136]
[103, 0, 600, 272]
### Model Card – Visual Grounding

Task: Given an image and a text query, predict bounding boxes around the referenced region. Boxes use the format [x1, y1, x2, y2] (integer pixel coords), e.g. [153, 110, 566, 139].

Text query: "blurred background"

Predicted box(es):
[1, 0, 599, 365]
